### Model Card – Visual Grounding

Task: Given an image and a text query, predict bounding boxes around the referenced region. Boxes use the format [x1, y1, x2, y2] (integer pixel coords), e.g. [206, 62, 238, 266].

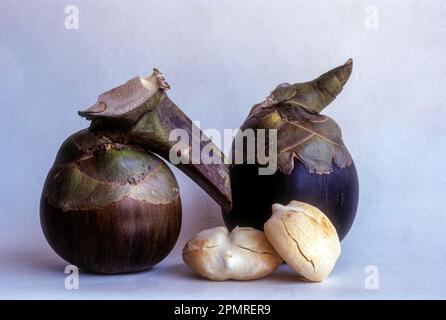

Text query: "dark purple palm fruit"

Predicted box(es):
[223, 59, 359, 240]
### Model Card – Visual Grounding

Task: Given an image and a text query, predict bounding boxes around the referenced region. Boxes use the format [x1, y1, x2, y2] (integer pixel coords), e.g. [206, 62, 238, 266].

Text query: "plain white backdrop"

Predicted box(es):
[0, 0, 445, 299]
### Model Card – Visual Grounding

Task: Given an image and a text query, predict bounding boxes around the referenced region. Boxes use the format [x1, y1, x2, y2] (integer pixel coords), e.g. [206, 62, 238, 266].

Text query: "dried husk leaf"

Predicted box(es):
[238, 59, 354, 175]
[78, 69, 232, 211]
[78, 68, 170, 119]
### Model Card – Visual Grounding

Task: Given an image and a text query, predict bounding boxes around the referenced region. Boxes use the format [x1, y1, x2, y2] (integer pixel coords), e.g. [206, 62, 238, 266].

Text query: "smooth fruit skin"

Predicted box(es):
[223, 160, 359, 241]
[40, 130, 182, 274]
[40, 196, 181, 274]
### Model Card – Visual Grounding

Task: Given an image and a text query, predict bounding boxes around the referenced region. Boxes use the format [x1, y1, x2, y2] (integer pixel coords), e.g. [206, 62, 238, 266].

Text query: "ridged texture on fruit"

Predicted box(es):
[41, 195, 181, 273]
[42, 129, 179, 211]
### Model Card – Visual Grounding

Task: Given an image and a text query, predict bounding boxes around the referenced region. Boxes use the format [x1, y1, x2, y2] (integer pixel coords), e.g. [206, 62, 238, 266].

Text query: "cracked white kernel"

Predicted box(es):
[182, 226, 282, 281]
[264, 201, 341, 282]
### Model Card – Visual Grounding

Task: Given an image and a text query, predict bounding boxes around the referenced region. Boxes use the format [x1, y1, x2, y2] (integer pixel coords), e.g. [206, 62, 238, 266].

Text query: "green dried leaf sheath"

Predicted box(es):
[43, 130, 180, 211]
[241, 59, 353, 175]
[78, 70, 232, 211]
[127, 95, 232, 212]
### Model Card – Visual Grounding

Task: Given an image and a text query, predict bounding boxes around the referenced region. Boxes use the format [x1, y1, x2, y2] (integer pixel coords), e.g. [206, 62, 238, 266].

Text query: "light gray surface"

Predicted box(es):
[1, 0, 445, 299]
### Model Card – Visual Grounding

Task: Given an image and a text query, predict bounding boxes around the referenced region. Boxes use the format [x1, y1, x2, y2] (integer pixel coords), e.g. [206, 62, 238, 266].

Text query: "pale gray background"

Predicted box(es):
[1, 0, 445, 299]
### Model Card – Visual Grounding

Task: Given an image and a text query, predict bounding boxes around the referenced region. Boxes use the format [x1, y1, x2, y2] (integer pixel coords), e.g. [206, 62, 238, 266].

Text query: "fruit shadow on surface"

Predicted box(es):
[0, 245, 66, 275]
[163, 263, 306, 283]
